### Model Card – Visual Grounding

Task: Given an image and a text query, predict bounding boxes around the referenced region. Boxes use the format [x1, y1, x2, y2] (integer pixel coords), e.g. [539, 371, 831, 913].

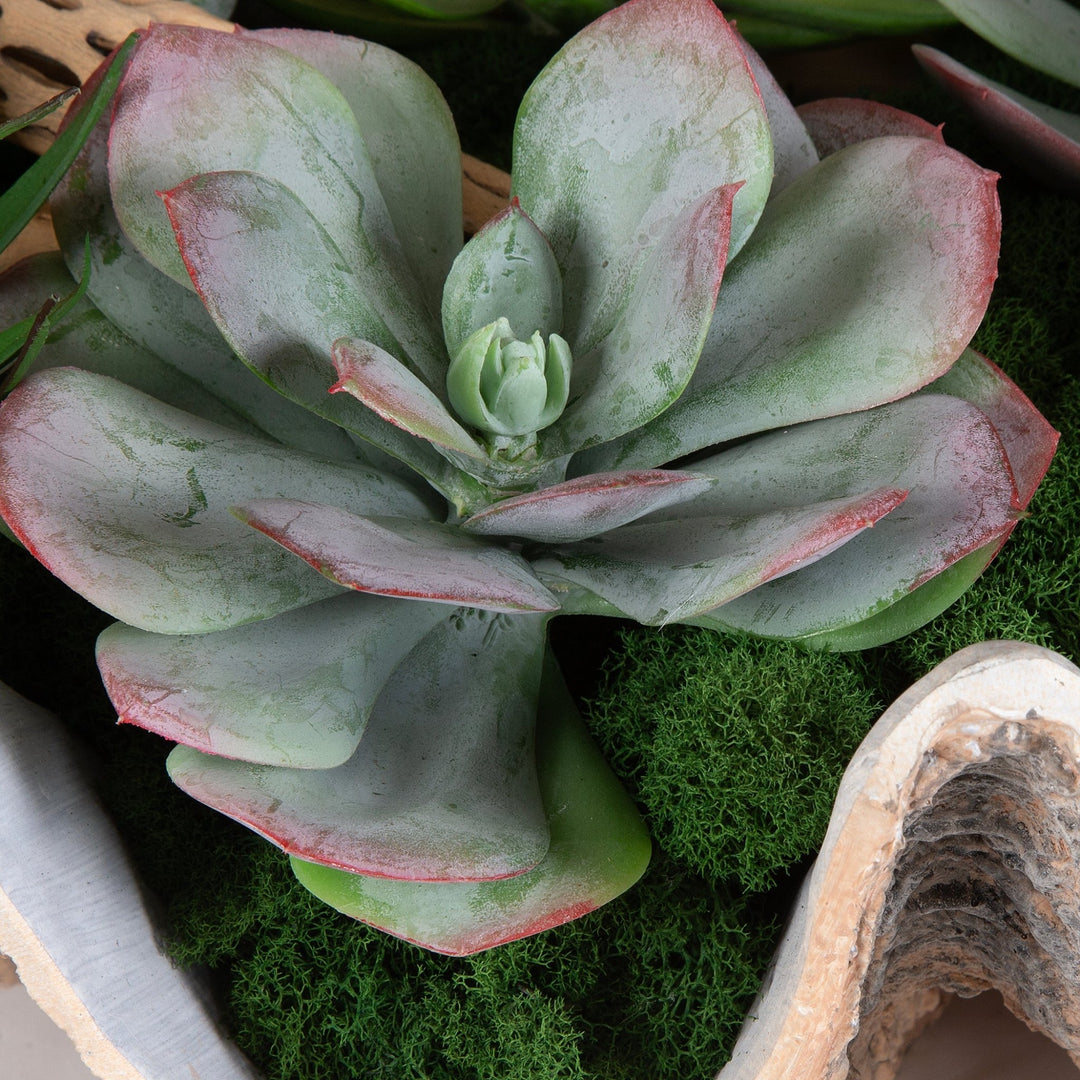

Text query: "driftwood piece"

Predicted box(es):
[721, 640, 1080, 1080]
[0, 0, 233, 155]
[0, 682, 262, 1080]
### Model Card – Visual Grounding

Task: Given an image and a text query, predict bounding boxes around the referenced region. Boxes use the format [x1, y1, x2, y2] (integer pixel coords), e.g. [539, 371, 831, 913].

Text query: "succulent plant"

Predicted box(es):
[0, 0, 1056, 955]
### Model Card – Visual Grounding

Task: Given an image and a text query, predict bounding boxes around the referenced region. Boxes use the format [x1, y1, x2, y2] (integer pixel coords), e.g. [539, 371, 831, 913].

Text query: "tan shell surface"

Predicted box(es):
[720, 641, 1080, 1080]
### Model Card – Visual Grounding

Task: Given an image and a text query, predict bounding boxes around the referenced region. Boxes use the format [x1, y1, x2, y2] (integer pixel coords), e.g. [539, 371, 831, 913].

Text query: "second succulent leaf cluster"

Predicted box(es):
[0, 0, 1056, 953]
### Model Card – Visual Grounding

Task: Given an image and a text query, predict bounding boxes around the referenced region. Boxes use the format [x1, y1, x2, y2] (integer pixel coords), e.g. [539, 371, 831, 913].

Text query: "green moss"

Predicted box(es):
[587, 628, 880, 893]
[159, 832, 775, 1080]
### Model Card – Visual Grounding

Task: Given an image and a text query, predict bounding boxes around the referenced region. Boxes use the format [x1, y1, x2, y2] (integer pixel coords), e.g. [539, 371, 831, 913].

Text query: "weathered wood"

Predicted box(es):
[720, 641, 1080, 1080]
[0, 0, 233, 154]
[462, 152, 512, 235]
[0, 682, 263, 1080]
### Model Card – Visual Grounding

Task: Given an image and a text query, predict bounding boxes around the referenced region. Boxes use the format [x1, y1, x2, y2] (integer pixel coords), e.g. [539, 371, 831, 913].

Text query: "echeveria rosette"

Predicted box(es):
[0, 0, 1057, 954]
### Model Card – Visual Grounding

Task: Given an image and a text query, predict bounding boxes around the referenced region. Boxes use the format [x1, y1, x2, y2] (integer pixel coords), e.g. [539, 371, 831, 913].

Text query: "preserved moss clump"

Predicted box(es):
[587, 628, 881, 893]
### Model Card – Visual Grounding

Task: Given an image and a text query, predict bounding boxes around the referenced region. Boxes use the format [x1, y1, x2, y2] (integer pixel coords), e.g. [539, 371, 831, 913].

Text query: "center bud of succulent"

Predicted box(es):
[446, 317, 571, 441]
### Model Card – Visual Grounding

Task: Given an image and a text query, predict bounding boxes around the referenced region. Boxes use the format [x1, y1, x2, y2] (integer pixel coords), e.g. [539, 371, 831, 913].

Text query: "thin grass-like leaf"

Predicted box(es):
[0, 35, 136, 256]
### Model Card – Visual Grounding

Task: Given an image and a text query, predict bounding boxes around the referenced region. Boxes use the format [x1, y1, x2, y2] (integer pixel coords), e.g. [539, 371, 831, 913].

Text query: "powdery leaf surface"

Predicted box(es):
[168, 610, 550, 882]
[289, 652, 651, 954]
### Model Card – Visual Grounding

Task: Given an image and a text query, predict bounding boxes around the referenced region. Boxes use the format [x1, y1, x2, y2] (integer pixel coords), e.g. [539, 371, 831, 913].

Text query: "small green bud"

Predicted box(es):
[447, 317, 571, 439]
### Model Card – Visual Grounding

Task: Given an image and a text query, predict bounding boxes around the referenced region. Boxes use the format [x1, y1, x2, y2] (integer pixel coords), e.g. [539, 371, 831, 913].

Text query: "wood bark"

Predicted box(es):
[720, 641, 1080, 1080]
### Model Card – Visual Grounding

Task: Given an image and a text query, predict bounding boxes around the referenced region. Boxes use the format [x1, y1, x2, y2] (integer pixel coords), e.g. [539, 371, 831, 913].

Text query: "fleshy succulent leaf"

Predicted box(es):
[289, 650, 650, 954]
[511, 0, 772, 356]
[444, 320, 572, 442]
[162, 167, 444, 389]
[796, 97, 944, 156]
[167, 610, 551, 882]
[112, 26, 448, 389]
[913, 46, 1080, 193]
[330, 337, 486, 459]
[0, 369, 432, 633]
[685, 394, 1019, 639]
[782, 542, 1000, 651]
[0, 253, 265, 432]
[232, 498, 560, 612]
[532, 487, 906, 625]
[736, 33, 819, 196]
[921, 348, 1059, 508]
[441, 200, 562, 361]
[243, 27, 463, 316]
[461, 470, 718, 544]
[933, 0, 1080, 90]
[49, 96, 365, 463]
[541, 183, 739, 459]
[109, 25, 380, 290]
[97, 592, 448, 769]
[580, 135, 1001, 472]
[160, 169, 470, 500]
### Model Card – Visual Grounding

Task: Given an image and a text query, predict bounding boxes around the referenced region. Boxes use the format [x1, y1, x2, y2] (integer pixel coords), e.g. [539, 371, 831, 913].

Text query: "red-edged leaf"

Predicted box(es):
[582, 135, 1001, 471]
[512, 0, 771, 355]
[232, 498, 559, 613]
[109, 24, 371, 289]
[330, 337, 484, 459]
[796, 97, 944, 157]
[159, 169, 467, 500]
[0, 369, 431, 633]
[913, 45, 1080, 193]
[541, 183, 740, 458]
[289, 651, 650, 955]
[97, 593, 448, 769]
[167, 610, 550, 882]
[687, 394, 1021, 639]
[924, 348, 1059, 509]
[462, 470, 717, 543]
[242, 27, 463, 318]
[531, 487, 906, 625]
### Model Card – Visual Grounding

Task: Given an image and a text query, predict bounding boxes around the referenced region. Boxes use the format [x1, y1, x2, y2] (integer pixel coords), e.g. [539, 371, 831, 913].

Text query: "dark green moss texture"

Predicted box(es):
[0, 14, 1077, 1080]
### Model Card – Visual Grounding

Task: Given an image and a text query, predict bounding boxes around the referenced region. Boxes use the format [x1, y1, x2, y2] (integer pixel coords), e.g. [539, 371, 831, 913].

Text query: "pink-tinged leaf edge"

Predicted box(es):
[461, 469, 717, 543]
[756, 487, 909, 584]
[232, 498, 560, 613]
[913, 45, 1080, 193]
[330, 337, 484, 459]
[796, 97, 944, 157]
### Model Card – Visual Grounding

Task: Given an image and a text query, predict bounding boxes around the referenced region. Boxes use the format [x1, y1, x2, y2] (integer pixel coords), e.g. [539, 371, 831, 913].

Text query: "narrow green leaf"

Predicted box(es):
[0, 34, 137, 256]
[0, 238, 92, 395]
[724, 0, 956, 34]
[0, 86, 78, 141]
[0, 315, 35, 370]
